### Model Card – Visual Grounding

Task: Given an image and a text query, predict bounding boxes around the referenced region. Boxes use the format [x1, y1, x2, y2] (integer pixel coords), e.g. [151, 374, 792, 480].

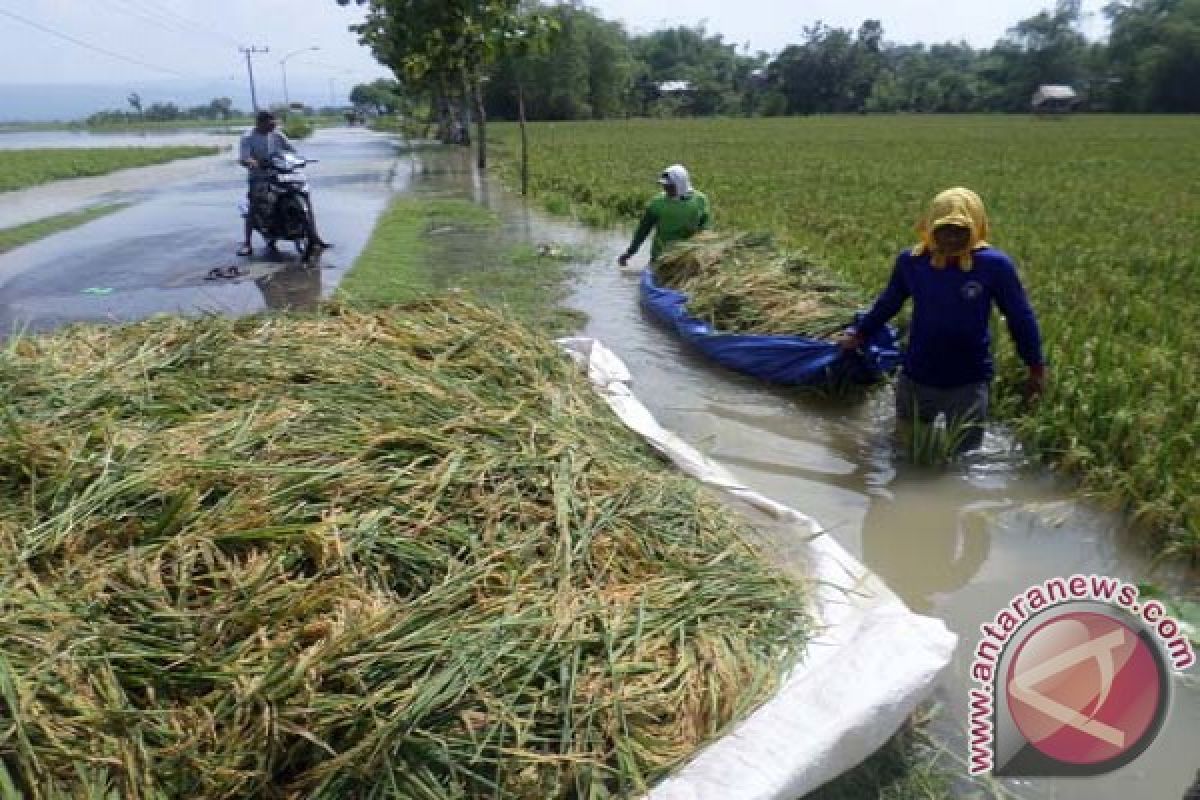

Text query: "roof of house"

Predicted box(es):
[1033, 84, 1078, 103]
[657, 80, 693, 93]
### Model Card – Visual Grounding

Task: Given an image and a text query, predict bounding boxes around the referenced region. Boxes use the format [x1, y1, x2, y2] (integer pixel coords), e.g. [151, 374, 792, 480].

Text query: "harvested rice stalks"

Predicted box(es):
[655, 232, 863, 337]
[0, 299, 809, 799]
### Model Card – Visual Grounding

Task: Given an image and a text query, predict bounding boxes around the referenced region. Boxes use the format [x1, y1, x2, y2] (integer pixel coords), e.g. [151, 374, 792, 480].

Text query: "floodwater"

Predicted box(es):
[0, 127, 404, 332]
[0, 129, 236, 150]
[401, 145, 1199, 800]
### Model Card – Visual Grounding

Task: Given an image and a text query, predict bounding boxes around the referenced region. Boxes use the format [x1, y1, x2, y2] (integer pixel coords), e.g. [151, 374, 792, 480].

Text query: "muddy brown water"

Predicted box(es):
[404, 145, 1198, 800]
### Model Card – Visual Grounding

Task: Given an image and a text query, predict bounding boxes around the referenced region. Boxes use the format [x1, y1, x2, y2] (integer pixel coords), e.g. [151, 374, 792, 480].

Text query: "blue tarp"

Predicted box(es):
[640, 268, 900, 387]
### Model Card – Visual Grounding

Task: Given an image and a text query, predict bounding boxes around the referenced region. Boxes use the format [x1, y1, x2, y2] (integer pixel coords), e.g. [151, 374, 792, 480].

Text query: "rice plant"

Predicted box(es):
[490, 115, 1200, 561]
[0, 299, 809, 799]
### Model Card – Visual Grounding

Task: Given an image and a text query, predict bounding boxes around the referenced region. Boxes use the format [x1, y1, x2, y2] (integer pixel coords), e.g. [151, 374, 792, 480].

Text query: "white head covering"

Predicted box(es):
[657, 164, 693, 197]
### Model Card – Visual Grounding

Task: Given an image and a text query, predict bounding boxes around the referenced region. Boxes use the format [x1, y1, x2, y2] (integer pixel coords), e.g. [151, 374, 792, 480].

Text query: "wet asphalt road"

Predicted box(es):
[0, 128, 405, 334]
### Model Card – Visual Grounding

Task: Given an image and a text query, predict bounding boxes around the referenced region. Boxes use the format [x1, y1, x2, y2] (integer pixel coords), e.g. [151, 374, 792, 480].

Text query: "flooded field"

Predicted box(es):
[405, 144, 1199, 800]
[0, 129, 236, 150]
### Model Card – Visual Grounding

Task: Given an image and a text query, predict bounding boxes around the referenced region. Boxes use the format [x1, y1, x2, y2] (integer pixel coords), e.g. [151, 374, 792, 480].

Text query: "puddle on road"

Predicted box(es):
[400, 146, 1199, 800]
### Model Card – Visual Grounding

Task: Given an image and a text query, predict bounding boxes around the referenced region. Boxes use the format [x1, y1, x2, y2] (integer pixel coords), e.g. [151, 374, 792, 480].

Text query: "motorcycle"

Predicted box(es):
[240, 152, 321, 261]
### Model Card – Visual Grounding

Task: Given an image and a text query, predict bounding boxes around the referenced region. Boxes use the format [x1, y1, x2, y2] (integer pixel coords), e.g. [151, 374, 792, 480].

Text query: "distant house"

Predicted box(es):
[657, 80, 694, 95]
[1032, 85, 1079, 114]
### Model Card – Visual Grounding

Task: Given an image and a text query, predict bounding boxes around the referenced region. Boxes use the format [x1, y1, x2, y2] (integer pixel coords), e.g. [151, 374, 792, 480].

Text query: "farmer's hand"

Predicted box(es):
[1024, 364, 1046, 402]
[242, 157, 258, 169]
[618, 253, 631, 268]
[835, 329, 863, 353]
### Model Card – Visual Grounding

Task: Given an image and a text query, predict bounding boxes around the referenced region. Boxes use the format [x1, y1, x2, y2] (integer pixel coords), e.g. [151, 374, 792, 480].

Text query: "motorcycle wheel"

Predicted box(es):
[295, 218, 316, 263]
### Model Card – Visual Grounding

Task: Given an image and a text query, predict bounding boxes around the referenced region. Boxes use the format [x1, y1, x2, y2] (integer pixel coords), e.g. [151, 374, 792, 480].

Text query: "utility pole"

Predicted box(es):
[280, 46, 320, 111]
[240, 46, 269, 111]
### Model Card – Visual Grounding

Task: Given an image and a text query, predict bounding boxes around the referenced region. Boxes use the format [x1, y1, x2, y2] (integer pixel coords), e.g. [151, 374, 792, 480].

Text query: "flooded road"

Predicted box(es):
[0, 127, 403, 332]
[405, 146, 1199, 800]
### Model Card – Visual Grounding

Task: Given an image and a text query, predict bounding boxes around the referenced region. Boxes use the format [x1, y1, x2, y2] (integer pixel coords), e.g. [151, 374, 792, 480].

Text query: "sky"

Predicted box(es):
[0, 0, 391, 110]
[0, 0, 1109, 119]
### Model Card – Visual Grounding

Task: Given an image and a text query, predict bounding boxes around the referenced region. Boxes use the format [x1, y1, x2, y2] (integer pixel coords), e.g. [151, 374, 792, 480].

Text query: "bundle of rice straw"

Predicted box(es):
[654, 232, 863, 337]
[0, 298, 809, 800]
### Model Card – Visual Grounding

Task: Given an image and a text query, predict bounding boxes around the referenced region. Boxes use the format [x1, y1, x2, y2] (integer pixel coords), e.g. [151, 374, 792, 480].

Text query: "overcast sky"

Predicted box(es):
[0, 0, 389, 107]
[0, 0, 1109, 99]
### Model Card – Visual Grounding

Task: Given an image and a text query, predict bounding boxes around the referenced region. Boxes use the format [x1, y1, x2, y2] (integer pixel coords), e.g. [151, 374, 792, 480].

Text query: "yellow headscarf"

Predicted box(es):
[912, 187, 991, 271]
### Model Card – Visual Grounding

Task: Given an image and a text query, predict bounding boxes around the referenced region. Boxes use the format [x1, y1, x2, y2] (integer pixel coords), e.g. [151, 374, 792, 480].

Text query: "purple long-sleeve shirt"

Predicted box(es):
[854, 247, 1044, 388]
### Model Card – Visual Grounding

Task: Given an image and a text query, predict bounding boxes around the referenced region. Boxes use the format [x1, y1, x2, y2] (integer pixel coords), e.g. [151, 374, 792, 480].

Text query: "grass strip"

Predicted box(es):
[0, 146, 220, 193]
[0, 203, 129, 254]
[0, 300, 810, 799]
[339, 196, 586, 334]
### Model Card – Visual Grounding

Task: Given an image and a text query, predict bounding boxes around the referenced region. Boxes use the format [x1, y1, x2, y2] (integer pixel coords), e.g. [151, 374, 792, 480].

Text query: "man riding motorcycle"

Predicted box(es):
[237, 110, 330, 257]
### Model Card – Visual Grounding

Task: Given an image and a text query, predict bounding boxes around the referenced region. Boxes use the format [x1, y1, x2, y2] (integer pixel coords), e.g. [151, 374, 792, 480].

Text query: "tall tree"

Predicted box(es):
[1105, 0, 1200, 111]
[337, 0, 524, 167]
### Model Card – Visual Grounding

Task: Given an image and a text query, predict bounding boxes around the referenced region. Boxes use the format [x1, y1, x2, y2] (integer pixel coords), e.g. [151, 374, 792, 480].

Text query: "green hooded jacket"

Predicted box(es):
[625, 165, 711, 261]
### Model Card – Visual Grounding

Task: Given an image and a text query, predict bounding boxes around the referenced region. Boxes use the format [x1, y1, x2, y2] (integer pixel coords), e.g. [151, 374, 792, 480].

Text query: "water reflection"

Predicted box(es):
[862, 474, 1006, 614]
[255, 263, 321, 311]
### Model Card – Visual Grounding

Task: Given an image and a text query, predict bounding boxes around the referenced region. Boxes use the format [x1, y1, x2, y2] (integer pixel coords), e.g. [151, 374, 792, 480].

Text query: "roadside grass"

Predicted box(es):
[0, 146, 220, 193]
[805, 724, 952, 800]
[489, 115, 1200, 563]
[0, 203, 129, 254]
[804, 708, 1021, 800]
[338, 195, 585, 334]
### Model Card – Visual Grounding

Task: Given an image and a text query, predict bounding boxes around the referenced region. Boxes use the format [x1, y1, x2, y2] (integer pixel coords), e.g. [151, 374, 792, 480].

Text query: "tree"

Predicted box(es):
[768, 23, 861, 114]
[338, 0, 525, 168]
[127, 92, 143, 124]
[350, 78, 405, 115]
[1105, 0, 1200, 111]
[207, 97, 234, 120]
[144, 102, 181, 122]
[984, 0, 1089, 109]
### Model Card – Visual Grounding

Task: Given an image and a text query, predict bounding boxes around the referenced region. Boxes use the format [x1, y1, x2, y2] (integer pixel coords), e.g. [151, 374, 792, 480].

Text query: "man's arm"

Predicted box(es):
[620, 204, 658, 264]
[277, 132, 296, 153]
[993, 258, 1044, 368]
[842, 256, 911, 348]
[238, 136, 256, 168]
[993, 256, 1046, 398]
[697, 194, 711, 231]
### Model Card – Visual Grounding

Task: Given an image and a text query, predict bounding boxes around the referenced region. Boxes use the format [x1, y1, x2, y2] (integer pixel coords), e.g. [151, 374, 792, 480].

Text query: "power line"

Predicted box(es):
[0, 6, 191, 78]
[121, 0, 242, 48]
[101, 0, 204, 39]
[93, 0, 243, 50]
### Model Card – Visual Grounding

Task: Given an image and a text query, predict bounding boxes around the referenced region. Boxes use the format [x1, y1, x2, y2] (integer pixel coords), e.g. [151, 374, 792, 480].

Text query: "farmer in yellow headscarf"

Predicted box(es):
[838, 188, 1046, 451]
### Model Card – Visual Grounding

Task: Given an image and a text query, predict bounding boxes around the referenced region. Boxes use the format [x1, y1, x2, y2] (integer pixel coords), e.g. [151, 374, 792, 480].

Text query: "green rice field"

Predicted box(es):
[491, 115, 1200, 561]
[0, 146, 220, 193]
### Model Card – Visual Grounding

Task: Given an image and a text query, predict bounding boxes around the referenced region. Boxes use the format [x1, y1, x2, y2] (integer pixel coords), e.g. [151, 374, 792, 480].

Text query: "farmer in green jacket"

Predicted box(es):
[618, 164, 710, 266]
